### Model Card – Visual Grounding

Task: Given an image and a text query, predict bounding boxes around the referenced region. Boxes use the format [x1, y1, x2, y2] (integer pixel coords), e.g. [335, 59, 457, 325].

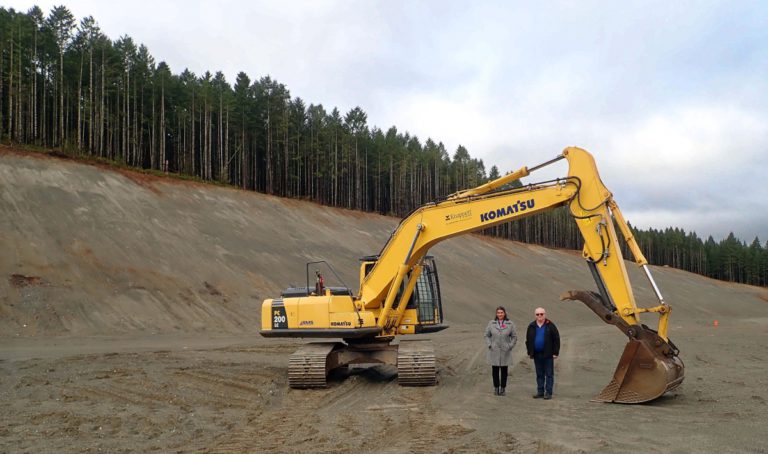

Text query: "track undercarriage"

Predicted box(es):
[287, 339, 436, 388]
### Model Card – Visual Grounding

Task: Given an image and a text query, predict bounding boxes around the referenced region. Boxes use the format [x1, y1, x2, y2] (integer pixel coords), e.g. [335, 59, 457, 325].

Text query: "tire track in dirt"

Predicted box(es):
[316, 371, 392, 413]
[432, 332, 489, 410]
[64, 383, 174, 408]
[170, 364, 289, 410]
[206, 396, 326, 452]
[174, 369, 266, 394]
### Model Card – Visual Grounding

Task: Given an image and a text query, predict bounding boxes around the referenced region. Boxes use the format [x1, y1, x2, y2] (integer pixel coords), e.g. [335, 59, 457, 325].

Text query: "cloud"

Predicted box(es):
[602, 105, 768, 240]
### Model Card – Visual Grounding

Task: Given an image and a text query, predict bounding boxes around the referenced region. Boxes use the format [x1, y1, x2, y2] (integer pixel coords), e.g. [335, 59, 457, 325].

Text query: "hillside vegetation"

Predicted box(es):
[1, 6, 766, 287]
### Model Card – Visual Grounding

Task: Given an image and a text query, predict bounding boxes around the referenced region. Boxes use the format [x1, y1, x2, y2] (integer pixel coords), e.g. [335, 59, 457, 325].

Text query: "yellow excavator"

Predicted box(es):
[260, 146, 684, 403]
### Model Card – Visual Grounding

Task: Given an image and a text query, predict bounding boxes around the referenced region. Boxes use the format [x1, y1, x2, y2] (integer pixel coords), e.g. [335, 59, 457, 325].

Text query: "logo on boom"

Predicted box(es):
[445, 209, 472, 224]
[480, 199, 535, 222]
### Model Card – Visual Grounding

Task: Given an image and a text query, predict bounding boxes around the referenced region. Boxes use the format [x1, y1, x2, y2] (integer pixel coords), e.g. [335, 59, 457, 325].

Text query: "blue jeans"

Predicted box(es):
[533, 355, 554, 395]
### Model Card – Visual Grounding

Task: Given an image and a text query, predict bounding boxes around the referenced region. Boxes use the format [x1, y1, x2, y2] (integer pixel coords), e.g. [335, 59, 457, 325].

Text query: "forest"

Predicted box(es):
[1, 5, 766, 287]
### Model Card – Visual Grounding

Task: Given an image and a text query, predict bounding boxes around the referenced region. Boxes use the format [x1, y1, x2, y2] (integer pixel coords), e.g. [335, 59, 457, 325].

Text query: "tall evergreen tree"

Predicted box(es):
[45, 5, 75, 147]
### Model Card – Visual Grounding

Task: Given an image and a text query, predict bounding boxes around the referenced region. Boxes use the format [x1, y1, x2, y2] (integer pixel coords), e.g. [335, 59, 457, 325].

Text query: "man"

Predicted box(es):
[314, 270, 325, 295]
[526, 307, 560, 400]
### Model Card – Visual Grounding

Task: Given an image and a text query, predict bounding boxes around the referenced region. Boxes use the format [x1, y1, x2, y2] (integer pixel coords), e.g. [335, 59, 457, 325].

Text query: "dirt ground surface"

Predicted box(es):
[2, 147, 767, 453]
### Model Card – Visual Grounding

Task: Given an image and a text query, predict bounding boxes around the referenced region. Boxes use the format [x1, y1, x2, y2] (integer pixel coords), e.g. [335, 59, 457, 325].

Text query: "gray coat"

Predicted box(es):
[485, 319, 518, 366]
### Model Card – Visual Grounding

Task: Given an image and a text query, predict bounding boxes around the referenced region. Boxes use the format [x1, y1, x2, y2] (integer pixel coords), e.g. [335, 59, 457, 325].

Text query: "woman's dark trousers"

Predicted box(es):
[492, 366, 508, 388]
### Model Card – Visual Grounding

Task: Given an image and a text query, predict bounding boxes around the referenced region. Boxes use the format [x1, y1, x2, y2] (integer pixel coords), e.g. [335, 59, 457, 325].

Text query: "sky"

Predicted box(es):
[6, 0, 768, 243]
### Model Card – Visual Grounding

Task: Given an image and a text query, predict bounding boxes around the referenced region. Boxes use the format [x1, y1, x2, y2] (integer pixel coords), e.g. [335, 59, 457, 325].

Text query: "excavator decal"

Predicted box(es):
[260, 146, 684, 403]
[445, 209, 472, 224]
[271, 304, 288, 329]
[480, 199, 536, 222]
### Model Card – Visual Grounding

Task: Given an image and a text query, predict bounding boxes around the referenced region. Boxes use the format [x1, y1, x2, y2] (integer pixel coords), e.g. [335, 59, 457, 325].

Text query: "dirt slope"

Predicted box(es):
[1, 148, 767, 453]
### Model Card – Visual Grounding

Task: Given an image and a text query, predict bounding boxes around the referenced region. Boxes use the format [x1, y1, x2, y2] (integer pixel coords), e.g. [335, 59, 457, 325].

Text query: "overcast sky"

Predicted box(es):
[7, 0, 768, 243]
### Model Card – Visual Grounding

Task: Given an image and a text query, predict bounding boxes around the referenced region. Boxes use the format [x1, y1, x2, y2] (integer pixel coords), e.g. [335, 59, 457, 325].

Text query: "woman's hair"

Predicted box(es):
[495, 306, 508, 320]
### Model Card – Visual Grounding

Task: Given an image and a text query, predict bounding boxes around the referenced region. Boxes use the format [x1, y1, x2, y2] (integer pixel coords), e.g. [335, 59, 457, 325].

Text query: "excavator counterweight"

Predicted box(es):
[260, 147, 685, 403]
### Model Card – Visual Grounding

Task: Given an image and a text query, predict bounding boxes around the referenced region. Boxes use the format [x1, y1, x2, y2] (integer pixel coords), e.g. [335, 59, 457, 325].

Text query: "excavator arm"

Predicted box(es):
[362, 148, 642, 329]
[360, 177, 578, 328]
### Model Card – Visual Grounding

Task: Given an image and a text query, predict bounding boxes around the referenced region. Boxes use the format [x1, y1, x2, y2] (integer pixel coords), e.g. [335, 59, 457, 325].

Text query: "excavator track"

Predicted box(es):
[397, 340, 436, 386]
[288, 342, 340, 389]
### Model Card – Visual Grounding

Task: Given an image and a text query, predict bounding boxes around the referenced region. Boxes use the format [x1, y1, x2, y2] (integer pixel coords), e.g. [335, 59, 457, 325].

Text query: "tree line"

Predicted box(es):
[1, 5, 766, 288]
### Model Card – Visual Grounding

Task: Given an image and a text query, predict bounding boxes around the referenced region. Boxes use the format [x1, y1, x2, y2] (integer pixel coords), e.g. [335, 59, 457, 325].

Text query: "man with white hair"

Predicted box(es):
[525, 307, 560, 400]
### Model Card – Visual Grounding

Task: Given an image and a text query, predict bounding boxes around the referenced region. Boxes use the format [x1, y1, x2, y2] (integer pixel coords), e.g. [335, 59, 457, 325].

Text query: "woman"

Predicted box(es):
[485, 306, 517, 396]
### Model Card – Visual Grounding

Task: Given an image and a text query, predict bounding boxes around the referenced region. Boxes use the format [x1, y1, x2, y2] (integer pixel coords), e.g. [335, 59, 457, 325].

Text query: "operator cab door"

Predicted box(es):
[407, 257, 444, 325]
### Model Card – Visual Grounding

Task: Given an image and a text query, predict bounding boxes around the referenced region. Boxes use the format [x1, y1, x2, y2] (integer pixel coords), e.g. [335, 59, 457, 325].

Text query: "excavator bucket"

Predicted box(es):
[594, 338, 684, 403]
[561, 290, 685, 404]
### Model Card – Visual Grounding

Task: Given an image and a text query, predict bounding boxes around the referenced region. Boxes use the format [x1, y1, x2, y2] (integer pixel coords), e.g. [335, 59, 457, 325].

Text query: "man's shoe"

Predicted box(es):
[532, 393, 544, 399]
[499, 387, 506, 396]
[494, 387, 500, 395]
[544, 394, 552, 400]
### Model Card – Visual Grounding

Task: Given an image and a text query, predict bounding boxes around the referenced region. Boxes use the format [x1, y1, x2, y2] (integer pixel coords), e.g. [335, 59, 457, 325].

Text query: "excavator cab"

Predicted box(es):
[359, 255, 446, 334]
[406, 257, 444, 328]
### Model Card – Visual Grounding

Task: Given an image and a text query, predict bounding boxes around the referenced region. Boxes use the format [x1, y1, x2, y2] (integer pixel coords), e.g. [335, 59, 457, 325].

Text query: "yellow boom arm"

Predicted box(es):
[360, 147, 668, 337]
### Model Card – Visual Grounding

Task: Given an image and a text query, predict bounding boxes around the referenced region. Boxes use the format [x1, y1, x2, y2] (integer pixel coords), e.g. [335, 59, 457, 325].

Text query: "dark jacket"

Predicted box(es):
[526, 319, 560, 358]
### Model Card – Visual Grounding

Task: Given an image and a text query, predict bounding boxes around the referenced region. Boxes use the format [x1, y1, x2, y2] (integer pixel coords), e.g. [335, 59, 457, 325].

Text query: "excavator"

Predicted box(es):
[260, 146, 684, 403]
